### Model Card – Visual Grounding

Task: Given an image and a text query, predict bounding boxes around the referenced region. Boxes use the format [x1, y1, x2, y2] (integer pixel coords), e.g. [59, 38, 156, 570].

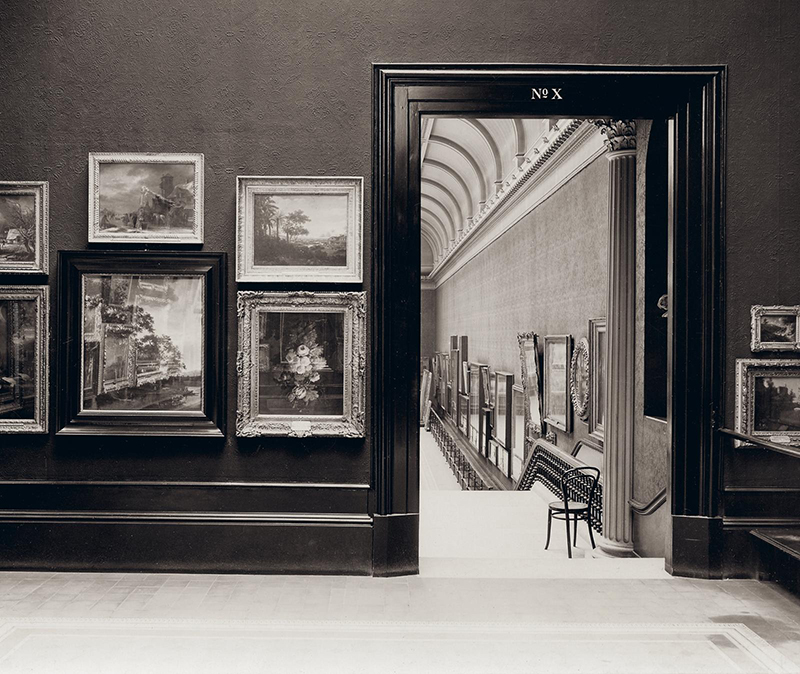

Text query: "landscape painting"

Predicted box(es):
[253, 193, 347, 268]
[0, 182, 48, 274]
[237, 177, 363, 283]
[81, 274, 204, 413]
[0, 286, 48, 434]
[89, 153, 204, 243]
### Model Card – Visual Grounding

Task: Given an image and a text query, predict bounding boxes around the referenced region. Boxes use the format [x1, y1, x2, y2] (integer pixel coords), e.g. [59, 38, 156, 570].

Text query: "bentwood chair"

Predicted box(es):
[544, 466, 600, 558]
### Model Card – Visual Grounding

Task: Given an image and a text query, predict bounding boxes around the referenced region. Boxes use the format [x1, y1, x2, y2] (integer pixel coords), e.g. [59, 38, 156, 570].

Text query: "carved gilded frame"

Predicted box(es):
[88, 152, 204, 244]
[735, 358, 800, 447]
[0, 285, 48, 434]
[236, 291, 366, 438]
[570, 337, 591, 422]
[236, 176, 363, 283]
[750, 305, 800, 352]
[0, 181, 49, 275]
[517, 331, 543, 441]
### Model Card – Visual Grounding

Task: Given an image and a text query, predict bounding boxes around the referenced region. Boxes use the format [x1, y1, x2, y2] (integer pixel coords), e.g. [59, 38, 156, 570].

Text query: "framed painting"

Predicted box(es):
[511, 383, 526, 476]
[468, 363, 481, 448]
[589, 318, 607, 444]
[88, 153, 204, 244]
[570, 337, 591, 422]
[751, 305, 800, 352]
[543, 335, 572, 433]
[0, 286, 48, 433]
[0, 181, 48, 274]
[236, 176, 363, 283]
[736, 359, 800, 447]
[493, 371, 514, 449]
[236, 291, 366, 438]
[57, 251, 225, 436]
[517, 331, 543, 440]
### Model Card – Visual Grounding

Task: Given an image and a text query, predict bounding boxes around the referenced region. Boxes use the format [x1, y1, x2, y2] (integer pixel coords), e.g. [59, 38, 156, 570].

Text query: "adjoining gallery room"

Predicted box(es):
[1, 1, 800, 672]
[418, 115, 672, 574]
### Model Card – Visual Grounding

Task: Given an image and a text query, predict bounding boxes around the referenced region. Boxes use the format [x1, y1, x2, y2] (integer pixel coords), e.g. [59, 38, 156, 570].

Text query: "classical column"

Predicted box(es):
[594, 120, 637, 557]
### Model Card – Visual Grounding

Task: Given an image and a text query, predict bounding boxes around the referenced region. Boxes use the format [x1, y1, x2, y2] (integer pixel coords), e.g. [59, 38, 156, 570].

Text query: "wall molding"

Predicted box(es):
[429, 120, 606, 287]
[0, 510, 373, 525]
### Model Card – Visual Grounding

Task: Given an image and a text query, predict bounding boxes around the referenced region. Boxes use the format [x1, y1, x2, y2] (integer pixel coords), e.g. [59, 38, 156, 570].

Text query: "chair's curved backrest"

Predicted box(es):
[560, 466, 600, 508]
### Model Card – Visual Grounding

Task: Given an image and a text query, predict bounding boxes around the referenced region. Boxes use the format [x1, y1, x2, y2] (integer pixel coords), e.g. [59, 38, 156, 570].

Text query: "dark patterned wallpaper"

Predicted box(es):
[0, 0, 798, 486]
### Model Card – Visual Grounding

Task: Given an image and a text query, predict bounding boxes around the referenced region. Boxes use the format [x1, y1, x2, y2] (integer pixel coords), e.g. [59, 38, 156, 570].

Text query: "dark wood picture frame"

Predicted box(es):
[372, 64, 725, 577]
[57, 251, 226, 437]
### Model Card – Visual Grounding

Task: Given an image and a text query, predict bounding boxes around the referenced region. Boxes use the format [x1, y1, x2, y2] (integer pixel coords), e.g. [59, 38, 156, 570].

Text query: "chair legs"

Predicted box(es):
[573, 515, 578, 546]
[564, 512, 572, 559]
[545, 509, 552, 550]
[587, 517, 596, 549]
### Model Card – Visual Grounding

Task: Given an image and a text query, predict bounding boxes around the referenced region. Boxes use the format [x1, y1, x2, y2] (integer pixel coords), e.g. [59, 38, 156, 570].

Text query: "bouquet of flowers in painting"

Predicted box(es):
[257, 311, 344, 417]
[276, 328, 328, 408]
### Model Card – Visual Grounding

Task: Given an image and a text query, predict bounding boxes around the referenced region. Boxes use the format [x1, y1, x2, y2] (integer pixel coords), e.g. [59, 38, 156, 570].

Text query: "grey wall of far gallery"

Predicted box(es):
[435, 156, 608, 452]
[420, 290, 436, 364]
[0, 0, 798, 537]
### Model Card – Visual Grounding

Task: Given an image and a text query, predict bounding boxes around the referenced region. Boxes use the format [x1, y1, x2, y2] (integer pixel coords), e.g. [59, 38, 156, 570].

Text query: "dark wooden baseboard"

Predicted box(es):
[0, 512, 373, 574]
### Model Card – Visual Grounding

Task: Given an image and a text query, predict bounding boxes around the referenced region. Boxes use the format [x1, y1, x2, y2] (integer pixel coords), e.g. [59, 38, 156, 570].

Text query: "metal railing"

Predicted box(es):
[429, 411, 493, 491]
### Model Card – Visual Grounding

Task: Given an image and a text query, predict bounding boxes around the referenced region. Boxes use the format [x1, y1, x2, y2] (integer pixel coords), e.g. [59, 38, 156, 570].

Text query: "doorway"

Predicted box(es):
[371, 65, 725, 578]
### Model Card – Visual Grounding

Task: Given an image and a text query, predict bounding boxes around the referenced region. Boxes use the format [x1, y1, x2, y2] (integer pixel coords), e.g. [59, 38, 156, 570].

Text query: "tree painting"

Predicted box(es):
[253, 194, 348, 267]
[0, 195, 36, 263]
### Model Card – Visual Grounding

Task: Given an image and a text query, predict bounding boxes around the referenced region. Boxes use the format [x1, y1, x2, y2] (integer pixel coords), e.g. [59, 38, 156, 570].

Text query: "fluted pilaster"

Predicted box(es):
[594, 119, 637, 557]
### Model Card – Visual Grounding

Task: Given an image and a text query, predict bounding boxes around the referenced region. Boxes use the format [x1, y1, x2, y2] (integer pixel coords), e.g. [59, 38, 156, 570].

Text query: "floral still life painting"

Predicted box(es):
[236, 291, 366, 437]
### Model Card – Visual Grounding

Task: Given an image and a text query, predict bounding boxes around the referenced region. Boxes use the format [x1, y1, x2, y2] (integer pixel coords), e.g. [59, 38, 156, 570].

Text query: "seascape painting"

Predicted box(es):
[253, 194, 348, 268]
[257, 310, 344, 416]
[759, 315, 797, 344]
[81, 274, 204, 413]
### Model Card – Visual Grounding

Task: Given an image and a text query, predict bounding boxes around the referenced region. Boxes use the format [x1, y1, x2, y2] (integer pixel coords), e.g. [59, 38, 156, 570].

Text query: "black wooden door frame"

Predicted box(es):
[370, 64, 726, 577]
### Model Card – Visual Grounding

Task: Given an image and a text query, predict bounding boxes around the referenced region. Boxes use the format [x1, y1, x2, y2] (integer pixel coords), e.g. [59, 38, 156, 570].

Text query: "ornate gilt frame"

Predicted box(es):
[0, 181, 49, 275]
[0, 285, 49, 434]
[88, 152, 204, 244]
[735, 358, 800, 447]
[236, 176, 363, 283]
[517, 331, 543, 440]
[236, 291, 366, 438]
[750, 305, 800, 352]
[570, 337, 591, 422]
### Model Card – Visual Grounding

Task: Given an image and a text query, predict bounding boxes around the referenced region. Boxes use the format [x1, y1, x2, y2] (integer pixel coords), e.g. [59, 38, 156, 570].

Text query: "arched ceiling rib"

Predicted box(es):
[421, 197, 456, 243]
[423, 158, 478, 221]
[421, 223, 445, 262]
[421, 177, 464, 228]
[462, 119, 503, 184]
[427, 134, 489, 204]
[420, 117, 576, 272]
[421, 187, 461, 238]
[421, 209, 448, 252]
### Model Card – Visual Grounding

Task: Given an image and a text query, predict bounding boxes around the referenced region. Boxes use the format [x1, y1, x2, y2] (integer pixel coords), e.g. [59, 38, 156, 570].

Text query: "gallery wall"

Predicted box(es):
[0, 0, 798, 572]
[435, 156, 608, 451]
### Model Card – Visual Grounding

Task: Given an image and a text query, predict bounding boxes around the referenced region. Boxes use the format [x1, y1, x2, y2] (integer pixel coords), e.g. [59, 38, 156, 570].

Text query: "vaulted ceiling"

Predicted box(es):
[420, 117, 557, 274]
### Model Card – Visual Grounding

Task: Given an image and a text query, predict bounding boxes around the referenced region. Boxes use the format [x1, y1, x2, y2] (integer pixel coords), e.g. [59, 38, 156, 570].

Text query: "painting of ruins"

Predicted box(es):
[89, 153, 203, 243]
[81, 274, 204, 413]
[236, 177, 363, 283]
[0, 182, 48, 274]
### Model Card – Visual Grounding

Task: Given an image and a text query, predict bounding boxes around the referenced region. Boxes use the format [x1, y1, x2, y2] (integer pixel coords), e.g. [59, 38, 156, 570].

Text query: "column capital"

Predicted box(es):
[592, 119, 637, 153]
